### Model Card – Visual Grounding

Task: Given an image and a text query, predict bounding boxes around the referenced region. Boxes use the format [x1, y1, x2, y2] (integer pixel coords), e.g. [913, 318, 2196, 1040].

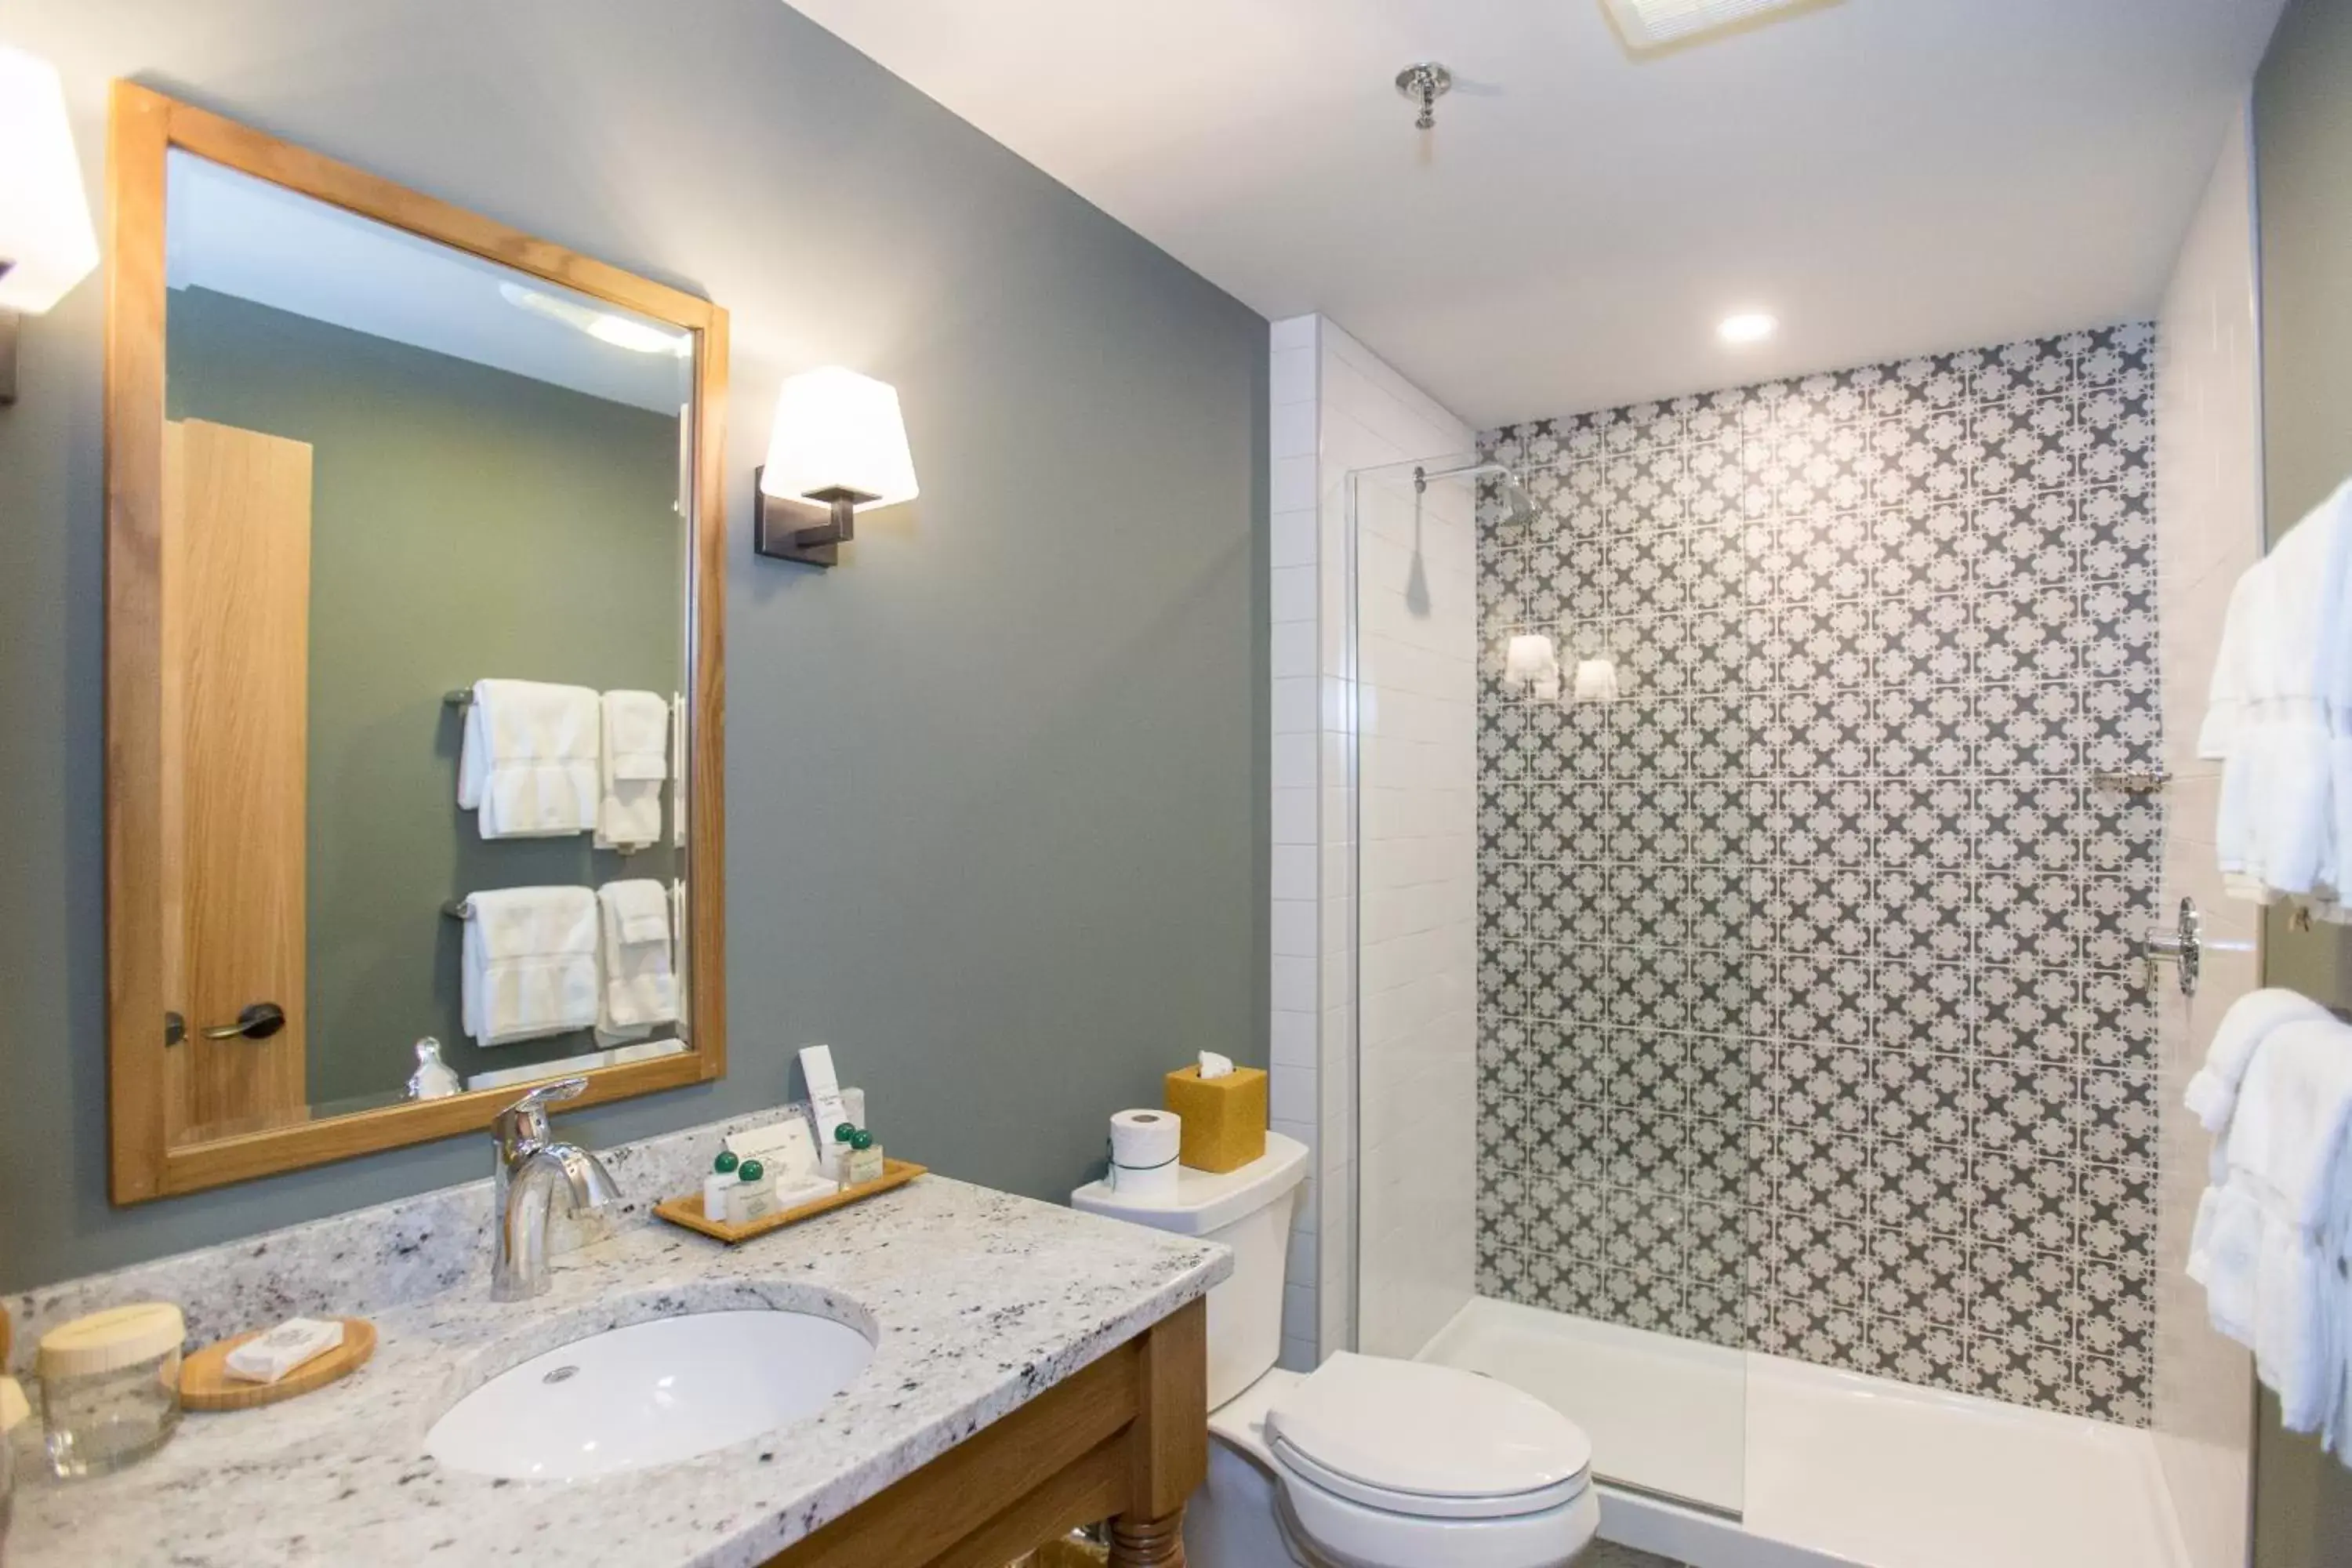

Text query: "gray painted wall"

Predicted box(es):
[169, 288, 687, 1109]
[2251, 0, 2352, 1561]
[0, 0, 1268, 1291]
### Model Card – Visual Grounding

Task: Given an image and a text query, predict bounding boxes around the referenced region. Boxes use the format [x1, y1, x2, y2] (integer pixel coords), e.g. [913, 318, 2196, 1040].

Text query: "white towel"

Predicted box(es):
[2208, 1017, 2352, 1431]
[458, 681, 600, 839]
[2188, 1178, 2260, 1345]
[2199, 569, 2259, 763]
[671, 877, 690, 1025]
[461, 886, 598, 1046]
[2208, 481, 2352, 913]
[593, 690, 669, 852]
[671, 693, 688, 850]
[2227, 1019, 2352, 1231]
[2187, 989, 2336, 1133]
[594, 879, 677, 1044]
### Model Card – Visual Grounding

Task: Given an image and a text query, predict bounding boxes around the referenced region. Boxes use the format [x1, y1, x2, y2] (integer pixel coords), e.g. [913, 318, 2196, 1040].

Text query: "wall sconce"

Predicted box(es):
[0, 45, 100, 406]
[1505, 634, 1561, 702]
[753, 366, 919, 567]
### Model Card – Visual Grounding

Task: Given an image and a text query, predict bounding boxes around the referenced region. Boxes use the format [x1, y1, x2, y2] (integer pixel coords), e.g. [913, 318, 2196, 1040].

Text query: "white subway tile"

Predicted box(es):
[1269, 314, 1318, 352]
[1270, 347, 1316, 408]
[1271, 897, 1319, 958]
[1271, 955, 1317, 1014]
[1271, 399, 1317, 460]
[1271, 564, 1316, 625]
[1271, 507, 1318, 570]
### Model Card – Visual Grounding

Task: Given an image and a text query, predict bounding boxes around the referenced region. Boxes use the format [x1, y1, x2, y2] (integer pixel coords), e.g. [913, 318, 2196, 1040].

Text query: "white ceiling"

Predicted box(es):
[166, 153, 693, 415]
[783, 0, 2285, 428]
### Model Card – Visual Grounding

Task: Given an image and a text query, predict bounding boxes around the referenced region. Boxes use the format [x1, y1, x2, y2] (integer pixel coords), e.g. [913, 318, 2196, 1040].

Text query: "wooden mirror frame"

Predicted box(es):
[103, 83, 729, 1201]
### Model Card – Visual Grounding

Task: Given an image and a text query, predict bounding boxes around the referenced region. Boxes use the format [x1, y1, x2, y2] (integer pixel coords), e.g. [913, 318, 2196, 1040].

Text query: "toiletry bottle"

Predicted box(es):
[846, 1128, 884, 1185]
[703, 1150, 740, 1222]
[725, 1160, 779, 1225]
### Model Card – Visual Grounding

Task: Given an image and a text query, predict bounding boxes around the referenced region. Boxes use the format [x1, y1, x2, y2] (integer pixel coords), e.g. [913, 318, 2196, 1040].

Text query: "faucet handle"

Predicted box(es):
[494, 1076, 590, 1156]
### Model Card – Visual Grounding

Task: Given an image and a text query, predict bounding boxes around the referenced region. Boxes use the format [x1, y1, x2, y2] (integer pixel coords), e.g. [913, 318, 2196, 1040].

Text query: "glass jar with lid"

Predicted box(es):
[37, 1303, 183, 1478]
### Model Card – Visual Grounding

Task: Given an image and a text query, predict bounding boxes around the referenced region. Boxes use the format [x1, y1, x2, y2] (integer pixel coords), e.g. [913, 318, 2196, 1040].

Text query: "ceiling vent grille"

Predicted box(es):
[1600, 0, 1814, 51]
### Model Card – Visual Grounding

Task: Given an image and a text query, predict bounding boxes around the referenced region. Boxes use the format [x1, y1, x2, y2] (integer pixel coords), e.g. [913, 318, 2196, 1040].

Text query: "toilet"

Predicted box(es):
[1073, 1133, 1598, 1568]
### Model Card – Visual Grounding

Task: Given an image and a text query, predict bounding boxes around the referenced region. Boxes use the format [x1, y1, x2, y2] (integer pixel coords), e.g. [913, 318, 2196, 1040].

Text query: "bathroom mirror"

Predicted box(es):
[103, 84, 729, 1200]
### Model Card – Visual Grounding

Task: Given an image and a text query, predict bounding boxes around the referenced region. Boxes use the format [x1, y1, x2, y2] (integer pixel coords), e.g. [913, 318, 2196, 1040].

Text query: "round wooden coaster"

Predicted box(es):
[180, 1317, 376, 1411]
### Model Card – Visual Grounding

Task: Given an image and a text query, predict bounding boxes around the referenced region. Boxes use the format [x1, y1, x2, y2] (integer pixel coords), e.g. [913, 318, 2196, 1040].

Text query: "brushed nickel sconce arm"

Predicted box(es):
[753, 468, 875, 568]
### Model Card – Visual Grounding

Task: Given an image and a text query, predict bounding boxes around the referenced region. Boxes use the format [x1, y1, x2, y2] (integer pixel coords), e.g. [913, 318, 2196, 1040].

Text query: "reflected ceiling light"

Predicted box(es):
[1718, 311, 1778, 345]
[1601, 0, 1814, 51]
[754, 367, 919, 568]
[499, 281, 689, 356]
[0, 44, 102, 404]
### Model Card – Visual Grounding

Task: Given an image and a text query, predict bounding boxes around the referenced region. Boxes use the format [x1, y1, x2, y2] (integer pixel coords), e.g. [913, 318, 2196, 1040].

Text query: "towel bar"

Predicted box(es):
[444, 689, 471, 708]
[441, 898, 472, 920]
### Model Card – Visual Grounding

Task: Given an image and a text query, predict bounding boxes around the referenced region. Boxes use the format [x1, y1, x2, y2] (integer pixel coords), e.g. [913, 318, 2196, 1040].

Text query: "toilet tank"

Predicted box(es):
[1072, 1131, 1309, 1408]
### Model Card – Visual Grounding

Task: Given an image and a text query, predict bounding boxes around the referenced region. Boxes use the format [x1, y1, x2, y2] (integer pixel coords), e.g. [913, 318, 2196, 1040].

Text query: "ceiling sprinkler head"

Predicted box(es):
[1395, 62, 1453, 130]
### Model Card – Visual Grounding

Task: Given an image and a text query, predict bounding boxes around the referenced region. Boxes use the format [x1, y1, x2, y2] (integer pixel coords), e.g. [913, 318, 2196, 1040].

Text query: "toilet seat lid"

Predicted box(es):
[1265, 1353, 1592, 1518]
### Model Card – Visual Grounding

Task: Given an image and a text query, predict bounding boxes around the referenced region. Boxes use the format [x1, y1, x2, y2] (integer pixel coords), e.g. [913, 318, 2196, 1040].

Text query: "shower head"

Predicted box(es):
[1411, 458, 1539, 527]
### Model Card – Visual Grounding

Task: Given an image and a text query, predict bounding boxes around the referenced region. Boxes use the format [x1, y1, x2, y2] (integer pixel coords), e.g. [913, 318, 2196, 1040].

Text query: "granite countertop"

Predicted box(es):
[5, 1175, 1229, 1567]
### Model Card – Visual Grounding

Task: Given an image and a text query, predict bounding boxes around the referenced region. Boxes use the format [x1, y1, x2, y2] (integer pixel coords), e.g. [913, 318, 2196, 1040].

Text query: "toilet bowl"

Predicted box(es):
[1073, 1133, 1598, 1567]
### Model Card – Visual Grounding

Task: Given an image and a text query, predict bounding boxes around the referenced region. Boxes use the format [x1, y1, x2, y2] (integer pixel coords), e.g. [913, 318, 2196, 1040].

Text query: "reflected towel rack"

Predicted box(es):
[441, 898, 473, 920]
[444, 689, 472, 709]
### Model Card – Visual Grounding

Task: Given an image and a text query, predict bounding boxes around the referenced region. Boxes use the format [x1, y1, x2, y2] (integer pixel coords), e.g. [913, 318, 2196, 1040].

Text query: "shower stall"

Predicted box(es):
[1338, 333, 2204, 1568]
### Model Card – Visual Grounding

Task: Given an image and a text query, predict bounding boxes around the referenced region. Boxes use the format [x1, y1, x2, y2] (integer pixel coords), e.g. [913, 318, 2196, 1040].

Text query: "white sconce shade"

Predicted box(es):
[759, 367, 919, 512]
[1573, 657, 1622, 703]
[1505, 634, 1559, 684]
[0, 45, 100, 315]
[1505, 634, 1561, 702]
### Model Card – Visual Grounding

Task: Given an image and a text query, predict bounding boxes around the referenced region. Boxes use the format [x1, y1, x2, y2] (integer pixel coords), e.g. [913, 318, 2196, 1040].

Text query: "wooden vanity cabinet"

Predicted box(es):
[766, 1297, 1207, 1568]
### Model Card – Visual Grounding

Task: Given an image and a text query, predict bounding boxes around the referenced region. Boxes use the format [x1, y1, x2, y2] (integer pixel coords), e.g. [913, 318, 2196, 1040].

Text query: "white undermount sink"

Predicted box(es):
[426, 1309, 875, 1481]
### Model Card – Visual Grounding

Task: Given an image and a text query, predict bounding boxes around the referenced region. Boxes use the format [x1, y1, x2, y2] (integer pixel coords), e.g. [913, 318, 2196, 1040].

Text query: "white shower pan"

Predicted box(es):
[1418, 1299, 2188, 1568]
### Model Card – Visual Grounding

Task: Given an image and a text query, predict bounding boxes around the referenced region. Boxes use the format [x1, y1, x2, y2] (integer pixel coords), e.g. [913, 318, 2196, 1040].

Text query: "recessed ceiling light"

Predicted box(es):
[1718, 312, 1778, 345]
[1602, 0, 1813, 52]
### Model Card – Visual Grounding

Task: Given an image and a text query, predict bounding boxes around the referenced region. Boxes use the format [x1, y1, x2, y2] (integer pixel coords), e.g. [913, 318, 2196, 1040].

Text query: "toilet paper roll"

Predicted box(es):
[1109, 1109, 1181, 1201]
[1109, 1109, 1180, 1169]
[1109, 1158, 1180, 1201]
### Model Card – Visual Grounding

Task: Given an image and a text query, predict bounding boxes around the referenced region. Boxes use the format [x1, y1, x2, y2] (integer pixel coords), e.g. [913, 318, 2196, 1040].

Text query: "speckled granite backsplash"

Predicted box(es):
[2, 1097, 844, 1370]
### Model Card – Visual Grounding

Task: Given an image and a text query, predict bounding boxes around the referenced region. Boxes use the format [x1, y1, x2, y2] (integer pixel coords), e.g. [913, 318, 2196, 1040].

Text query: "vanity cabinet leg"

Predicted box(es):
[1111, 1297, 1205, 1568]
[1105, 1510, 1186, 1566]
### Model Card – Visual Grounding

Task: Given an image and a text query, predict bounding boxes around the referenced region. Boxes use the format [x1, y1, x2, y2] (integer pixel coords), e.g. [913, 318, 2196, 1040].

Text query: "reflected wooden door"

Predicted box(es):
[161, 418, 312, 1139]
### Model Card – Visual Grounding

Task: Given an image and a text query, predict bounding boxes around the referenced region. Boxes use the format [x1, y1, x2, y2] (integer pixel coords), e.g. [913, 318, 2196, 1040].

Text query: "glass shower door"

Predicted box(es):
[1348, 445, 1753, 1517]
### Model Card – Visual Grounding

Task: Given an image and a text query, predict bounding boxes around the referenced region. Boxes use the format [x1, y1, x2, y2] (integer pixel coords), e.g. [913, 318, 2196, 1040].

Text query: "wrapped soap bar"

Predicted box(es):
[226, 1318, 344, 1385]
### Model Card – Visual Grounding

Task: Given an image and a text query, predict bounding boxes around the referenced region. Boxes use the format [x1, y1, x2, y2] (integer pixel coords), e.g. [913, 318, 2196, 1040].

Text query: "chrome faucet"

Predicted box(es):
[490, 1077, 621, 1302]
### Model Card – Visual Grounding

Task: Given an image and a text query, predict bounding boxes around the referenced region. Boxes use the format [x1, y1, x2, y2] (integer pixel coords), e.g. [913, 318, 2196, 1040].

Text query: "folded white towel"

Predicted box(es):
[461, 886, 598, 1047]
[671, 693, 688, 850]
[671, 877, 690, 1025]
[2228, 1019, 2352, 1226]
[594, 690, 669, 852]
[459, 681, 601, 839]
[2199, 569, 2260, 762]
[2205, 481, 2352, 912]
[2187, 989, 2336, 1133]
[2219, 1017, 2352, 1430]
[2188, 1178, 2259, 1345]
[595, 879, 677, 1044]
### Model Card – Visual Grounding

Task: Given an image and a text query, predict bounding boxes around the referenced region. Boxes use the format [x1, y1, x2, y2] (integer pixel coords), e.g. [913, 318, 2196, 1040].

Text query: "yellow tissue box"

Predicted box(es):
[1163, 1065, 1268, 1174]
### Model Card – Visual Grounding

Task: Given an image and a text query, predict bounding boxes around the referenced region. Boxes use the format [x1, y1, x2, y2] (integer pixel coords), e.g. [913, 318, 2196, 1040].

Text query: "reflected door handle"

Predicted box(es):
[201, 1002, 285, 1040]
